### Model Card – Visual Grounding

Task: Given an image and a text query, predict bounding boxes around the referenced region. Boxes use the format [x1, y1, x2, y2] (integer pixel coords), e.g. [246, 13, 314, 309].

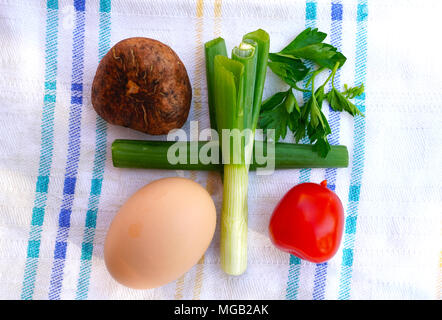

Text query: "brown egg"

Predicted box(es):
[104, 177, 216, 289]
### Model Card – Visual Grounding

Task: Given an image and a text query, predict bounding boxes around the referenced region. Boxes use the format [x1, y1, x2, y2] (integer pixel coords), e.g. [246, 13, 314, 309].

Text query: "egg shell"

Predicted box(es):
[104, 177, 216, 289]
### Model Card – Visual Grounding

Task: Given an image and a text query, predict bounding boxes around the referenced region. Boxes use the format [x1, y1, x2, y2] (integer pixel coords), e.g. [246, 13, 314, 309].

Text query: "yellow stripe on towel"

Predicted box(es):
[192, 0, 223, 300]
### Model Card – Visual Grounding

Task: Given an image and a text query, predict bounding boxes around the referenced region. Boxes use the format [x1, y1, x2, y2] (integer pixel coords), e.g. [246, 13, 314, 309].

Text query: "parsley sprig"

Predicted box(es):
[259, 28, 365, 157]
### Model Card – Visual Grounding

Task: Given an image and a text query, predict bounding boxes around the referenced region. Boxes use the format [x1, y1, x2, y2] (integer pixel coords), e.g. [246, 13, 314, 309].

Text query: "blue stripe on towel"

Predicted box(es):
[338, 0, 368, 300]
[286, 0, 317, 300]
[21, 0, 60, 300]
[48, 0, 87, 300]
[312, 0, 344, 300]
[75, 0, 112, 300]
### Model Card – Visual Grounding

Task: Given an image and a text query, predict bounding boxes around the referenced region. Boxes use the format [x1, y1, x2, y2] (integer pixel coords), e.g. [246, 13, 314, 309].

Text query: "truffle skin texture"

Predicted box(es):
[91, 37, 192, 135]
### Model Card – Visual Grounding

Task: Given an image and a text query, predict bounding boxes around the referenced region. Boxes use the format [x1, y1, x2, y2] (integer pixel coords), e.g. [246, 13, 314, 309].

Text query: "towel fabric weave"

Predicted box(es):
[0, 0, 441, 300]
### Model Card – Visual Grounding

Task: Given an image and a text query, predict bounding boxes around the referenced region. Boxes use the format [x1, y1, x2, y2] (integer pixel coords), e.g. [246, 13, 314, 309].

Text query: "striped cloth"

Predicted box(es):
[0, 0, 440, 300]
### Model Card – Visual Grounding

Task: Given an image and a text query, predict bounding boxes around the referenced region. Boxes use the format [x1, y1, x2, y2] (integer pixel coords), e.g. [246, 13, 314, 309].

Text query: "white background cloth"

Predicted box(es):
[0, 0, 441, 299]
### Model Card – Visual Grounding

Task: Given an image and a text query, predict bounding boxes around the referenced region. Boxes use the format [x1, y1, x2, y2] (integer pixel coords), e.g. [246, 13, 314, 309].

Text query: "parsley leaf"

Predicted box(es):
[312, 137, 331, 158]
[326, 87, 364, 116]
[259, 27, 365, 158]
[259, 91, 291, 141]
[291, 113, 307, 142]
[284, 89, 299, 114]
[261, 91, 287, 111]
[268, 53, 309, 85]
[302, 87, 331, 151]
[342, 83, 365, 99]
[280, 27, 327, 51]
[276, 44, 347, 70]
[274, 28, 346, 70]
[290, 86, 329, 144]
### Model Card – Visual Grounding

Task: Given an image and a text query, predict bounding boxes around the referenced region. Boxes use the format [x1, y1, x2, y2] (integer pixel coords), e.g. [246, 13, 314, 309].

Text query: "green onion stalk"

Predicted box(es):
[111, 139, 349, 171]
[205, 30, 270, 275]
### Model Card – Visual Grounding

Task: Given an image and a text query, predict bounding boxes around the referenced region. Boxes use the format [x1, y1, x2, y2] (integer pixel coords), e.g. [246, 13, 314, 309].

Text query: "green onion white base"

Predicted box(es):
[220, 164, 249, 275]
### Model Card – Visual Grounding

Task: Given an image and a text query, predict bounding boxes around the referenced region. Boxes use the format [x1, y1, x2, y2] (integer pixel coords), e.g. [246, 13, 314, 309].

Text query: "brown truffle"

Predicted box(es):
[91, 37, 192, 135]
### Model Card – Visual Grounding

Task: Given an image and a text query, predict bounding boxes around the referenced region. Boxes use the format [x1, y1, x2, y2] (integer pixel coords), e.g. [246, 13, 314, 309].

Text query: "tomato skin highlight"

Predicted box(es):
[268, 180, 344, 263]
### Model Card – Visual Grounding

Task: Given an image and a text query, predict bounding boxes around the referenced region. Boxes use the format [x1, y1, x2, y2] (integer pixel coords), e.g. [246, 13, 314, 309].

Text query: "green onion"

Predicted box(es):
[206, 30, 270, 275]
[243, 29, 270, 132]
[111, 139, 349, 171]
[204, 38, 228, 132]
[212, 54, 249, 275]
[232, 41, 257, 132]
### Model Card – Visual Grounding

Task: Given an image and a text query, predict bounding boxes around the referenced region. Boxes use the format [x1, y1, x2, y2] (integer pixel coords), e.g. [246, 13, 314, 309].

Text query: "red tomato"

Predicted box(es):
[268, 180, 344, 263]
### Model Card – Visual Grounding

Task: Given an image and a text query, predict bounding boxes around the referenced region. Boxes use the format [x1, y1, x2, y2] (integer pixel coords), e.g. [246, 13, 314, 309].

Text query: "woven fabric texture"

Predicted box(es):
[0, 0, 440, 300]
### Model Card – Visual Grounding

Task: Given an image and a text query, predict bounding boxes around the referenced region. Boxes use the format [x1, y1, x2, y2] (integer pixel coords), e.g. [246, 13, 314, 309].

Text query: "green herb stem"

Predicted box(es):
[111, 139, 349, 171]
[292, 83, 310, 93]
[330, 62, 340, 90]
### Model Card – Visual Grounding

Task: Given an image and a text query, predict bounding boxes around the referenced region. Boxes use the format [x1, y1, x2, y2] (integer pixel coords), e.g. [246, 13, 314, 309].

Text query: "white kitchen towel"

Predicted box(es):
[0, 0, 440, 300]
